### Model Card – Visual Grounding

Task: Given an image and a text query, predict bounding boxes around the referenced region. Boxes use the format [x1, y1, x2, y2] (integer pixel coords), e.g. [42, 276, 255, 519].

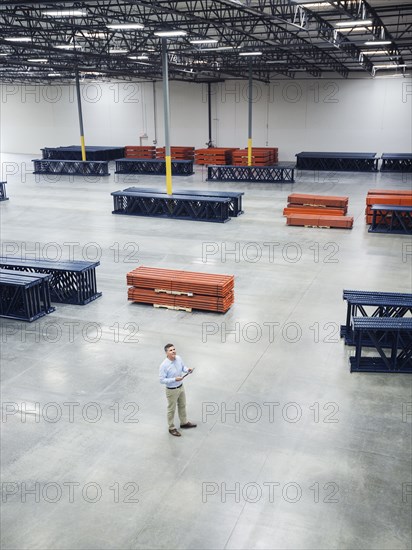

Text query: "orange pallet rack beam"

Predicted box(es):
[287, 193, 349, 209]
[127, 266, 234, 298]
[286, 213, 353, 229]
[283, 206, 345, 217]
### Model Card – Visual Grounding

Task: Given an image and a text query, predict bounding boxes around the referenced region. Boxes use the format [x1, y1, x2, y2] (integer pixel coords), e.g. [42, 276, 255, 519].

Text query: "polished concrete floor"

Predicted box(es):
[1, 153, 411, 550]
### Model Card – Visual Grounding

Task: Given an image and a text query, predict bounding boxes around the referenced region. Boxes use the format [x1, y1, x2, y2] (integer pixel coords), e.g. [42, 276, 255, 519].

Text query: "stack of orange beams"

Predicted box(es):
[284, 193, 353, 229]
[365, 189, 412, 225]
[232, 147, 278, 166]
[124, 146, 156, 159]
[156, 147, 195, 161]
[127, 266, 234, 313]
[194, 148, 238, 165]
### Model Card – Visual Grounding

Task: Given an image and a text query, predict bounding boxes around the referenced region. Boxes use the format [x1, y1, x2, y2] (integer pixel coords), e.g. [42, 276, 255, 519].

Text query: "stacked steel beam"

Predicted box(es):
[195, 148, 238, 165]
[284, 193, 353, 229]
[365, 189, 412, 225]
[127, 266, 234, 313]
[124, 146, 156, 159]
[156, 147, 195, 161]
[232, 148, 278, 166]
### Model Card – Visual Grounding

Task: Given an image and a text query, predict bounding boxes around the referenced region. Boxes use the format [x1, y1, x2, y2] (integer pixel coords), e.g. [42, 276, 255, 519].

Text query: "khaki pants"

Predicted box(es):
[166, 385, 188, 430]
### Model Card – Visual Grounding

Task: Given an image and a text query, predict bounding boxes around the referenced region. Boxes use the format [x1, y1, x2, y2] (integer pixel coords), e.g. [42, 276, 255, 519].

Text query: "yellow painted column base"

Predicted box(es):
[247, 138, 252, 166]
[80, 135, 86, 161]
[165, 155, 173, 195]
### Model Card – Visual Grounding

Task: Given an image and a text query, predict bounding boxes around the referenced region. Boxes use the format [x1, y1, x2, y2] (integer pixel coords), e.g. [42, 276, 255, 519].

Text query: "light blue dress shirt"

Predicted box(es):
[159, 355, 189, 388]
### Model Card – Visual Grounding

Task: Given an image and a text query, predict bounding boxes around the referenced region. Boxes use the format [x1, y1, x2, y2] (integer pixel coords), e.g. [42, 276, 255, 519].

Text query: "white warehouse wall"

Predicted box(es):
[0, 77, 411, 160]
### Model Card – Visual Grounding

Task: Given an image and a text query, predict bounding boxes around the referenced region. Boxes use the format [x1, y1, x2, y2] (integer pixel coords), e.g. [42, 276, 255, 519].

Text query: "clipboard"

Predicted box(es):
[182, 368, 195, 379]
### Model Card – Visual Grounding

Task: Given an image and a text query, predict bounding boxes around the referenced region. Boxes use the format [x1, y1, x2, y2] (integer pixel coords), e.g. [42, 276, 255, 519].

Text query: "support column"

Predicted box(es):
[207, 82, 213, 148]
[75, 67, 86, 161]
[161, 38, 172, 195]
[247, 61, 253, 166]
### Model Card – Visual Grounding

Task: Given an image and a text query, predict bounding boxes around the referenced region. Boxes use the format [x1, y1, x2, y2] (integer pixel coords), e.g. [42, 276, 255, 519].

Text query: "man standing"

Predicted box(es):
[159, 343, 197, 437]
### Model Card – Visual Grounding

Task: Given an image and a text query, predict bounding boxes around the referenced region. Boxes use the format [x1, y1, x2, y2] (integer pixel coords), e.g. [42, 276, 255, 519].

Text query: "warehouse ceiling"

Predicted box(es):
[0, 0, 411, 84]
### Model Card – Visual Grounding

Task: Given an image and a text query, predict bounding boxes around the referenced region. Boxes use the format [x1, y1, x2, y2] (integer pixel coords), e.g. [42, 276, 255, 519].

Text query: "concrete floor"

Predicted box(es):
[1, 153, 411, 550]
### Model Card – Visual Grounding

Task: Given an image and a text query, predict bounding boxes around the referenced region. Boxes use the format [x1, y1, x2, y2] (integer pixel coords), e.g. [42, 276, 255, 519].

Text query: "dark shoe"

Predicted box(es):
[180, 422, 197, 429]
[169, 428, 181, 437]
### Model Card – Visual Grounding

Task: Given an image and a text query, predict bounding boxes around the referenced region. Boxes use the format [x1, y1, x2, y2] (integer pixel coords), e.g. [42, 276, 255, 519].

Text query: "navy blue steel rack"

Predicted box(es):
[207, 163, 295, 183]
[380, 153, 412, 172]
[350, 317, 412, 373]
[115, 158, 194, 176]
[42, 146, 125, 161]
[112, 190, 231, 223]
[0, 258, 102, 305]
[296, 152, 378, 171]
[0, 270, 55, 322]
[0, 181, 8, 201]
[33, 159, 110, 176]
[122, 186, 244, 217]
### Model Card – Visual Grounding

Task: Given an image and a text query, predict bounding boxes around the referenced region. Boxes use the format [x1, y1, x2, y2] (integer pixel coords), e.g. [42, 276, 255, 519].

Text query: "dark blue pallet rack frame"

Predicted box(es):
[296, 152, 379, 172]
[112, 190, 231, 223]
[122, 186, 244, 217]
[0, 258, 102, 305]
[0, 181, 9, 201]
[380, 153, 412, 172]
[341, 289, 412, 346]
[0, 270, 55, 322]
[350, 317, 412, 373]
[368, 204, 412, 235]
[33, 159, 110, 176]
[207, 163, 295, 183]
[115, 158, 194, 176]
[42, 146, 125, 161]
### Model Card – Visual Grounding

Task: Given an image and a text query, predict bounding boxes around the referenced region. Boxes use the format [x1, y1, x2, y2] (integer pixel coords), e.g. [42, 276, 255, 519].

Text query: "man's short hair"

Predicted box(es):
[164, 343, 174, 353]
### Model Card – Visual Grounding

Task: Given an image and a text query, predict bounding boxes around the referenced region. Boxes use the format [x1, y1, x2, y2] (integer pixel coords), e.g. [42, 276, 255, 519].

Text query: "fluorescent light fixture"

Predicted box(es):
[362, 50, 388, 55]
[297, 2, 330, 7]
[107, 23, 144, 30]
[109, 48, 128, 54]
[27, 58, 48, 62]
[154, 30, 187, 37]
[200, 46, 237, 52]
[128, 55, 149, 60]
[365, 40, 391, 45]
[5, 37, 32, 42]
[239, 51, 262, 56]
[338, 27, 368, 32]
[48, 73, 62, 77]
[189, 39, 218, 44]
[375, 73, 410, 79]
[55, 44, 82, 50]
[42, 9, 87, 17]
[0, 53, 8, 56]
[336, 19, 372, 27]
[374, 64, 407, 69]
